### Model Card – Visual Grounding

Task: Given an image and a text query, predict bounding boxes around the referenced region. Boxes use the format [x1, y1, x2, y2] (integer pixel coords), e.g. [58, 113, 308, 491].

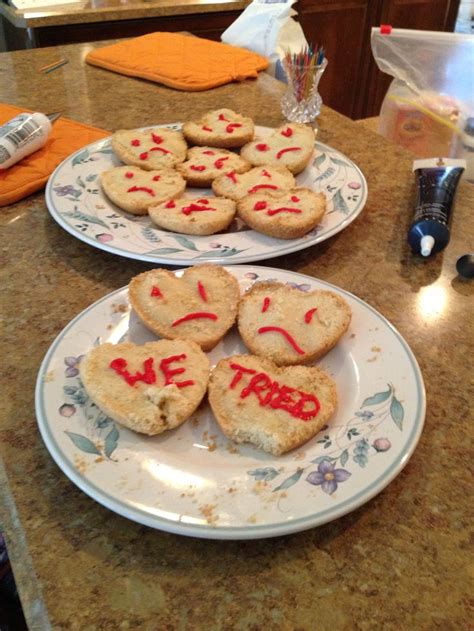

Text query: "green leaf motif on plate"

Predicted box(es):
[65, 431, 101, 455]
[331, 157, 351, 168]
[147, 248, 184, 255]
[390, 396, 404, 431]
[248, 467, 280, 482]
[195, 248, 248, 259]
[340, 449, 349, 467]
[61, 208, 109, 228]
[313, 153, 326, 169]
[362, 386, 392, 407]
[353, 439, 369, 468]
[76, 176, 86, 189]
[273, 468, 304, 492]
[174, 235, 199, 251]
[332, 189, 350, 215]
[314, 166, 335, 182]
[104, 425, 119, 458]
[72, 149, 90, 167]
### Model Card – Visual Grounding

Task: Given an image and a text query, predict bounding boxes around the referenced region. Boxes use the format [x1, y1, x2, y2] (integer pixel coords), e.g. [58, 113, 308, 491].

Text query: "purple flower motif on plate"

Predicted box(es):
[244, 272, 259, 280]
[209, 242, 222, 249]
[373, 438, 391, 452]
[59, 403, 76, 417]
[64, 355, 83, 377]
[96, 233, 113, 243]
[53, 185, 81, 197]
[348, 181, 361, 190]
[306, 460, 351, 495]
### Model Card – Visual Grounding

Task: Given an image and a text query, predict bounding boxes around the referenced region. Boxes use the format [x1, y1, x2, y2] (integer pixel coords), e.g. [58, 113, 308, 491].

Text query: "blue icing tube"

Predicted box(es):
[408, 158, 466, 257]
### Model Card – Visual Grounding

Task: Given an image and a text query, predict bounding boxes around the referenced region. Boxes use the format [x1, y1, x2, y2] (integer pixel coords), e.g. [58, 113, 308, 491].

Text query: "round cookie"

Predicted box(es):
[182, 109, 254, 148]
[238, 281, 352, 366]
[237, 188, 326, 239]
[148, 196, 236, 236]
[241, 123, 315, 174]
[208, 354, 337, 456]
[177, 147, 251, 187]
[101, 166, 186, 215]
[79, 339, 209, 436]
[212, 166, 295, 202]
[111, 127, 187, 170]
[129, 264, 241, 352]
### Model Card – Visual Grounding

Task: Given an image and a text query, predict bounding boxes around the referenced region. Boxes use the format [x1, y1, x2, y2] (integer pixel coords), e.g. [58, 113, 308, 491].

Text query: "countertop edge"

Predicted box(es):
[0, 457, 52, 631]
[0, 0, 249, 28]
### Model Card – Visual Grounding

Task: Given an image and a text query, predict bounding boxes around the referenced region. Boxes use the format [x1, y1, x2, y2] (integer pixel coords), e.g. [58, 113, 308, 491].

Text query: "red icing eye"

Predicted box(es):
[214, 157, 229, 169]
[151, 133, 163, 144]
[151, 286, 163, 298]
[197, 281, 207, 302]
[202, 126, 213, 132]
[165, 200, 176, 208]
[262, 169, 272, 178]
[226, 123, 242, 133]
[131, 139, 140, 146]
[191, 165, 206, 172]
[152, 175, 161, 181]
[254, 201, 267, 211]
[281, 127, 293, 137]
[125, 171, 134, 179]
[198, 199, 208, 204]
[226, 171, 237, 183]
[139, 152, 149, 160]
[218, 114, 230, 122]
[262, 297, 270, 312]
[256, 144, 269, 152]
[203, 150, 215, 155]
[304, 308, 318, 323]
[291, 195, 300, 202]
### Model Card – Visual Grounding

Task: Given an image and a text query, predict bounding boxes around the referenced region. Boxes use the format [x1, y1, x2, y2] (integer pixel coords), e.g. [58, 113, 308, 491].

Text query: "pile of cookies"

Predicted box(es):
[80, 265, 351, 456]
[100, 109, 326, 240]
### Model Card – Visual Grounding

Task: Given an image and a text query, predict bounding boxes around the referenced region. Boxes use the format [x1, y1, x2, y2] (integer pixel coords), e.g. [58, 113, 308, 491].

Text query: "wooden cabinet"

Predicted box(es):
[1, 0, 461, 119]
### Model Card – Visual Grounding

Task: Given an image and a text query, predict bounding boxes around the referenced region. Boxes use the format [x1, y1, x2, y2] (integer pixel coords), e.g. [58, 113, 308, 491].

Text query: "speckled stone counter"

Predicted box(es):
[1, 42, 473, 631]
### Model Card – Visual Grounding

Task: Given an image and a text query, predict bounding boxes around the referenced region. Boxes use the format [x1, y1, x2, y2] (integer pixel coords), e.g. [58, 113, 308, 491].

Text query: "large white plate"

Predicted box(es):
[45, 125, 367, 266]
[35, 267, 425, 539]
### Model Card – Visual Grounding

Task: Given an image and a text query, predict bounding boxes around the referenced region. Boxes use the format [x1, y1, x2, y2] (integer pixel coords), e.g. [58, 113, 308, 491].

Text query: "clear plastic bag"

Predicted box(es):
[371, 28, 474, 158]
[221, 0, 307, 80]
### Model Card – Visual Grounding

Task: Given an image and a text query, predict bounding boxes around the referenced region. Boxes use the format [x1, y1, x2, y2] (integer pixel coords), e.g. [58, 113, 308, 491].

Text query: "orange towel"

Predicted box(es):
[85, 32, 269, 91]
[0, 104, 109, 207]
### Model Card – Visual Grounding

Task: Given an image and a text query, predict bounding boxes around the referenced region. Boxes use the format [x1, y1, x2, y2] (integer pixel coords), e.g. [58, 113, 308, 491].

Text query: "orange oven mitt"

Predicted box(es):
[0, 103, 109, 207]
[85, 32, 269, 91]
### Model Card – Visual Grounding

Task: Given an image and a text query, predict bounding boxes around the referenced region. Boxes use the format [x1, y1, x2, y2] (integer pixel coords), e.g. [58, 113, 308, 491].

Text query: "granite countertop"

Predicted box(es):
[0, 0, 249, 28]
[1, 41, 473, 630]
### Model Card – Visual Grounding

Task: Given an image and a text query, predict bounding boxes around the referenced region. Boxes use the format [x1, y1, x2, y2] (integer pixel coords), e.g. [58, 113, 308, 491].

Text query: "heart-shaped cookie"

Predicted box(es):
[129, 265, 241, 351]
[101, 166, 186, 215]
[208, 354, 337, 455]
[182, 109, 254, 148]
[212, 166, 295, 201]
[240, 123, 315, 174]
[112, 127, 187, 170]
[79, 340, 209, 435]
[148, 196, 236, 236]
[177, 147, 251, 187]
[238, 282, 351, 365]
[237, 188, 326, 239]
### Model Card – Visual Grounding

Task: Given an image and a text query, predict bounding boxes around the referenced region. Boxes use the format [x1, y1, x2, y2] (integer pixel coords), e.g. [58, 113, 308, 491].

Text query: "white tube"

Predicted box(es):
[0, 112, 52, 170]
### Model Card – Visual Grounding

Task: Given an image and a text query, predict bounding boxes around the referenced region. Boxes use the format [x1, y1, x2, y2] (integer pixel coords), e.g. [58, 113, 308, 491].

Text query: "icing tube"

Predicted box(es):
[408, 158, 466, 257]
[0, 112, 60, 170]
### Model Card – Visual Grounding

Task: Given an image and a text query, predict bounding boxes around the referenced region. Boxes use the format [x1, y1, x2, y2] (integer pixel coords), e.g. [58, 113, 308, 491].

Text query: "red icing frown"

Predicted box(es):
[127, 186, 155, 197]
[228, 362, 320, 421]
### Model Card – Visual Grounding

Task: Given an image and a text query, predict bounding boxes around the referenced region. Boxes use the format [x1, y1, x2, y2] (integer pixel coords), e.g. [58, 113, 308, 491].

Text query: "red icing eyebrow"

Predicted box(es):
[151, 133, 163, 144]
[304, 308, 318, 323]
[202, 126, 213, 132]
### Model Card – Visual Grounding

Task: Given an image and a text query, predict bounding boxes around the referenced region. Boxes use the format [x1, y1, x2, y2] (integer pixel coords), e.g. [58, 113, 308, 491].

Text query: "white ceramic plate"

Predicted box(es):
[36, 266, 425, 539]
[45, 125, 367, 266]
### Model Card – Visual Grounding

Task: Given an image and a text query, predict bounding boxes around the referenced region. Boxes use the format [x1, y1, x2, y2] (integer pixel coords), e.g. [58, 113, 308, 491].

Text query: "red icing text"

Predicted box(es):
[159, 354, 195, 388]
[110, 357, 156, 386]
[228, 363, 320, 421]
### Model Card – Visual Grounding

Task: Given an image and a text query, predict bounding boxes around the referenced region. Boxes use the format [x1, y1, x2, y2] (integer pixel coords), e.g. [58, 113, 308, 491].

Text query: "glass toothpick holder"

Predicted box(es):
[281, 58, 328, 124]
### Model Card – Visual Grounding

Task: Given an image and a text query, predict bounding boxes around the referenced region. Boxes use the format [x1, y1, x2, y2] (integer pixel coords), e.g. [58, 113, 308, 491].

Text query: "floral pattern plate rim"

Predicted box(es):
[45, 125, 367, 266]
[35, 266, 425, 540]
